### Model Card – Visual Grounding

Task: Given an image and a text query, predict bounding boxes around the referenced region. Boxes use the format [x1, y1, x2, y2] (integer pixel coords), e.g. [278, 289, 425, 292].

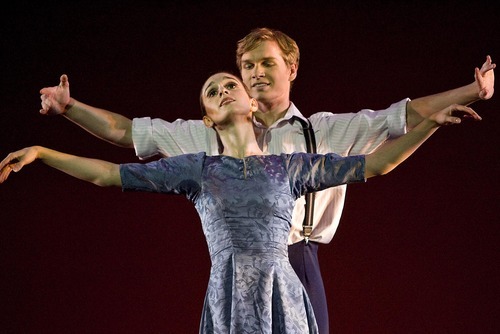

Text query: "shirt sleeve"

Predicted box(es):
[132, 117, 220, 160]
[310, 98, 409, 156]
[120, 152, 205, 201]
[285, 152, 366, 199]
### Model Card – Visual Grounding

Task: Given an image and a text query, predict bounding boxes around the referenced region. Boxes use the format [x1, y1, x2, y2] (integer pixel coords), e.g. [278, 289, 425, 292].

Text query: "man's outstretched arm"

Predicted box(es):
[40, 74, 133, 148]
[406, 55, 495, 130]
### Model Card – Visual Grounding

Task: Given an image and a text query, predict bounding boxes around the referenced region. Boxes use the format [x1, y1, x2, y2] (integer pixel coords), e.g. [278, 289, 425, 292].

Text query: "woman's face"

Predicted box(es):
[201, 73, 255, 126]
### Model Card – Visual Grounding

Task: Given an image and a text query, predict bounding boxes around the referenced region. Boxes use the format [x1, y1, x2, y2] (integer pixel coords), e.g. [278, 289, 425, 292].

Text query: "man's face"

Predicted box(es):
[240, 40, 296, 105]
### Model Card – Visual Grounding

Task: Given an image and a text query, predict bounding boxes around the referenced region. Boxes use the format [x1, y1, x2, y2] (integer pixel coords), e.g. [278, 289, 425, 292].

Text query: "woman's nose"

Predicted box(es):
[219, 87, 229, 96]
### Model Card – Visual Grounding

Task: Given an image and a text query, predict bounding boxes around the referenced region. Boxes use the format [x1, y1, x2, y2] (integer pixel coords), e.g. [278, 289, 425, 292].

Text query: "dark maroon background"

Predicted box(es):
[1, 1, 499, 333]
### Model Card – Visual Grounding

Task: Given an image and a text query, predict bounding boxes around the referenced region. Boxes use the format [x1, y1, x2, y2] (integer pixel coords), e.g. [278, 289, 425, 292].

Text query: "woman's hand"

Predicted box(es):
[429, 104, 482, 126]
[0, 146, 40, 183]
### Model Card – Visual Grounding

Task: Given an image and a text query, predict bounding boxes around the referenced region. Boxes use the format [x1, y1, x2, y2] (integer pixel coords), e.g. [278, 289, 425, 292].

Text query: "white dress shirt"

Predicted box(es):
[132, 99, 408, 244]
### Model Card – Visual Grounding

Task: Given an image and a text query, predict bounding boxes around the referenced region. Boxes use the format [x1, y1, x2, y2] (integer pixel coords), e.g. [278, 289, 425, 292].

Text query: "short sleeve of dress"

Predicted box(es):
[284, 152, 366, 199]
[120, 152, 205, 201]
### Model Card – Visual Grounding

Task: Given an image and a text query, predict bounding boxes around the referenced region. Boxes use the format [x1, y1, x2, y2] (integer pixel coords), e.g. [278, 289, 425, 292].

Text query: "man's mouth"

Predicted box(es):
[252, 82, 270, 88]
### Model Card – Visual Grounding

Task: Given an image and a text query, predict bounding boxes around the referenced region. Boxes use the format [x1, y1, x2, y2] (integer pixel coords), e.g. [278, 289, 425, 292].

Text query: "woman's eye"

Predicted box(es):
[226, 83, 237, 90]
[207, 89, 217, 98]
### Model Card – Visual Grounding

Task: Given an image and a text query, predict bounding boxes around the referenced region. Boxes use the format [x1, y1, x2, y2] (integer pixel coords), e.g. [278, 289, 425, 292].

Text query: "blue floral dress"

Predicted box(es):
[120, 152, 365, 333]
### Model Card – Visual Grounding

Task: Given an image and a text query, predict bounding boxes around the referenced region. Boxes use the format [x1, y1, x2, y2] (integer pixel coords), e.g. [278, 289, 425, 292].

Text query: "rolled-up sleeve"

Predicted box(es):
[311, 98, 409, 156]
[132, 117, 219, 160]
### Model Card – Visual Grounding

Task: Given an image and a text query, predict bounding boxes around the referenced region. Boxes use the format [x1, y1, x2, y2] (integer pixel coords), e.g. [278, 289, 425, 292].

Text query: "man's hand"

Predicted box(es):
[39, 74, 72, 115]
[475, 55, 495, 100]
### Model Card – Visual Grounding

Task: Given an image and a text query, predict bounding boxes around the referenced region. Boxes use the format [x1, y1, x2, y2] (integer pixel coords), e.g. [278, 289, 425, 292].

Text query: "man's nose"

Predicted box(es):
[252, 65, 264, 78]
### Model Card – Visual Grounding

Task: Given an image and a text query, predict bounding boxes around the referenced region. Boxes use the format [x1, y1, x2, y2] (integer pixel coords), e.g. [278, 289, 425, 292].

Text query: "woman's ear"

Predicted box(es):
[203, 115, 214, 128]
[250, 98, 258, 112]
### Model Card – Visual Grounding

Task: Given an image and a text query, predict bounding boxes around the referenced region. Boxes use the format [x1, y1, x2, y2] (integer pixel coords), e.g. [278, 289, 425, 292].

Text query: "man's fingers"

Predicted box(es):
[59, 74, 69, 87]
[479, 89, 488, 100]
[39, 96, 51, 114]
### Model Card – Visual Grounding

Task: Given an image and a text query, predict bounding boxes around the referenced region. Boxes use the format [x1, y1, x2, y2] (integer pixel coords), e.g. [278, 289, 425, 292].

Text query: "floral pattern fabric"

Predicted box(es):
[120, 152, 365, 333]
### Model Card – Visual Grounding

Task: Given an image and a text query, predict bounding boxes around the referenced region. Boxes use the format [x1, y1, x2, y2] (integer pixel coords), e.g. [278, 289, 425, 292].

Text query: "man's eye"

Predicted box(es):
[243, 63, 254, 70]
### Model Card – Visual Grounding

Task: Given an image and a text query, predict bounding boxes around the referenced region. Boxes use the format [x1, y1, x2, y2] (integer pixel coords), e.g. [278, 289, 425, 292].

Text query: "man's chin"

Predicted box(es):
[250, 88, 271, 99]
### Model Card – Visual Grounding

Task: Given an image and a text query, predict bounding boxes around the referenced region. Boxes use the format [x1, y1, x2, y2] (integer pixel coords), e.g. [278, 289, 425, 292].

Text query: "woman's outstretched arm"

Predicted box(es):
[0, 146, 121, 187]
[365, 104, 482, 178]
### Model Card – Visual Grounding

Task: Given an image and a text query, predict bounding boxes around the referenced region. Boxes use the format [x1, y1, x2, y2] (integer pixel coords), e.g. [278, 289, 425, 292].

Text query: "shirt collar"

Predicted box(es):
[252, 102, 307, 128]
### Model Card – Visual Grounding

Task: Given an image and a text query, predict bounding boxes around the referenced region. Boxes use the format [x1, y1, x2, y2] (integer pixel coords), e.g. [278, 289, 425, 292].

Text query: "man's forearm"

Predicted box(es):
[406, 82, 479, 130]
[64, 98, 134, 148]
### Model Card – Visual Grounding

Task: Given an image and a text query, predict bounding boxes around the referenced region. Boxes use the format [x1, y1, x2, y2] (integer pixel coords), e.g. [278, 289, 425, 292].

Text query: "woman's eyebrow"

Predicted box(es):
[204, 76, 238, 94]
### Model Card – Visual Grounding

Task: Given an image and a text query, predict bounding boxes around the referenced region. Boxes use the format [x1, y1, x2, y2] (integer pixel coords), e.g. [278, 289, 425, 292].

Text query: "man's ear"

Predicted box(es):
[289, 63, 298, 81]
[203, 115, 214, 128]
[250, 98, 258, 112]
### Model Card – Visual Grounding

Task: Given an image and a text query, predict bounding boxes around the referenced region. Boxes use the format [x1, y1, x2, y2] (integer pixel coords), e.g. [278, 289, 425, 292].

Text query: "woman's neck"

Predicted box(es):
[217, 120, 264, 159]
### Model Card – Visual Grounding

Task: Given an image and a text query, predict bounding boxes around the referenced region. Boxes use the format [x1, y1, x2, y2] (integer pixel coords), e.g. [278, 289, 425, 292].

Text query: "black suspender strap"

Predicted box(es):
[291, 116, 317, 243]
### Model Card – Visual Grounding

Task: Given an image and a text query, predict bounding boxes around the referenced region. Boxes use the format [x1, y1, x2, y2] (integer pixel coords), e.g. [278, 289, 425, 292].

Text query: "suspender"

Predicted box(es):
[291, 116, 317, 243]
